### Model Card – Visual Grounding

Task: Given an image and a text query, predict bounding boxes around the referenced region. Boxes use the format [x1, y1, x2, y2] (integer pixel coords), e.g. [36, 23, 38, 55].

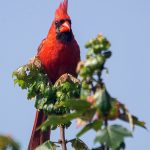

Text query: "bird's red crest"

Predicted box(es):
[55, 0, 70, 20]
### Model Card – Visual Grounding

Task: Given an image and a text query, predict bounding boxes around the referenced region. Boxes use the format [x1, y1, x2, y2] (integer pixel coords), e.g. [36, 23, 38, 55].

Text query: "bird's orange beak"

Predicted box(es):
[60, 21, 71, 33]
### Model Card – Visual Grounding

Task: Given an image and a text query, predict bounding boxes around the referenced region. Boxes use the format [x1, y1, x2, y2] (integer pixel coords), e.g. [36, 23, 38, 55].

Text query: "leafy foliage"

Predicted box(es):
[0, 135, 19, 150]
[77, 120, 102, 138]
[35, 141, 56, 150]
[69, 138, 89, 150]
[94, 125, 132, 150]
[38, 113, 81, 131]
[13, 34, 146, 149]
[12, 57, 53, 107]
[12, 59, 81, 129]
[94, 87, 112, 117]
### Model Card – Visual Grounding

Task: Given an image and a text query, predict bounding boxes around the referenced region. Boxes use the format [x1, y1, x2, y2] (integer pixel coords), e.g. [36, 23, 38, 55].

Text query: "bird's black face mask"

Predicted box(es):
[55, 19, 72, 42]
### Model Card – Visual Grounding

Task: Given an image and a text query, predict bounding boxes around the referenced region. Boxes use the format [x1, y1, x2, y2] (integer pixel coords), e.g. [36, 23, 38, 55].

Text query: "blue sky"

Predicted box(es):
[0, 0, 150, 149]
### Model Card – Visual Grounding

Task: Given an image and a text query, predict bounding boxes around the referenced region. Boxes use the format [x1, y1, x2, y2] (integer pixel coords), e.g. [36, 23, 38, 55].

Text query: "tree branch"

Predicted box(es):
[60, 125, 67, 150]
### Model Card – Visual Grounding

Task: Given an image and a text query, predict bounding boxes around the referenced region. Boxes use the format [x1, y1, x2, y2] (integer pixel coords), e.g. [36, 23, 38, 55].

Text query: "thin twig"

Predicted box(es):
[60, 125, 67, 150]
[104, 119, 109, 150]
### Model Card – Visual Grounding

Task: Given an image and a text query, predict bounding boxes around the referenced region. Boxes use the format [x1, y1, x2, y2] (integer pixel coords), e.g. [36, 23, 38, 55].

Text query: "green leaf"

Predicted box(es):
[80, 109, 96, 121]
[96, 34, 111, 50]
[38, 113, 81, 130]
[56, 99, 91, 111]
[94, 87, 112, 116]
[35, 141, 56, 150]
[103, 51, 112, 59]
[79, 66, 93, 77]
[94, 125, 132, 150]
[77, 120, 102, 137]
[69, 138, 89, 150]
[55, 81, 80, 102]
[119, 114, 146, 129]
[119, 103, 147, 129]
[80, 88, 91, 99]
[12, 58, 55, 111]
[0, 135, 20, 150]
[115, 142, 126, 150]
[86, 48, 94, 58]
[35, 97, 47, 110]
[85, 40, 93, 49]
[27, 83, 37, 99]
[107, 99, 120, 120]
[85, 34, 110, 52]
[84, 56, 105, 70]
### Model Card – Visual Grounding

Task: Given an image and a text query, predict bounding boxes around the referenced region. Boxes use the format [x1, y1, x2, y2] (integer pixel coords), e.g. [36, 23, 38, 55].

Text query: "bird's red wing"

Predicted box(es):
[37, 38, 46, 53]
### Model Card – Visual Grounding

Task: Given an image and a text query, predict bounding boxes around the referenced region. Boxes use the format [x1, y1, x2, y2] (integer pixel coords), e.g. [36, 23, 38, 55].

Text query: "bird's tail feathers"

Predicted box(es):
[28, 111, 50, 150]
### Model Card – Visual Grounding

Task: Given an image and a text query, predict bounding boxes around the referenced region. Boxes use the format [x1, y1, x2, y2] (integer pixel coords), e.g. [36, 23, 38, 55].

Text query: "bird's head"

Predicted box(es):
[54, 0, 72, 42]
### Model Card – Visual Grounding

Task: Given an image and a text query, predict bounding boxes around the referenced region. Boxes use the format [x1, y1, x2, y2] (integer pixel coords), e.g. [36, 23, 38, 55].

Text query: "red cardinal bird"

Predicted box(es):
[28, 0, 80, 149]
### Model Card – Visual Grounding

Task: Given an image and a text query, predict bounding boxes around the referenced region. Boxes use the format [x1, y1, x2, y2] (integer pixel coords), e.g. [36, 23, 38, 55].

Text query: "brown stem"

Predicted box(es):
[60, 125, 67, 150]
[104, 119, 109, 150]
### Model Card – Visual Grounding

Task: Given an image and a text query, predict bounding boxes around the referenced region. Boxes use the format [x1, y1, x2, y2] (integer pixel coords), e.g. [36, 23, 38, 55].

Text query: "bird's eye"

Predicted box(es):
[60, 20, 65, 24]
[55, 21, 59, 26]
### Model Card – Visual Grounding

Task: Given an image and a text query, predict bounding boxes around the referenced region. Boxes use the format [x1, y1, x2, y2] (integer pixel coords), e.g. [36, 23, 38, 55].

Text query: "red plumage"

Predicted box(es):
[28, 0, 80, 149]
[55, 0, 69, 20]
